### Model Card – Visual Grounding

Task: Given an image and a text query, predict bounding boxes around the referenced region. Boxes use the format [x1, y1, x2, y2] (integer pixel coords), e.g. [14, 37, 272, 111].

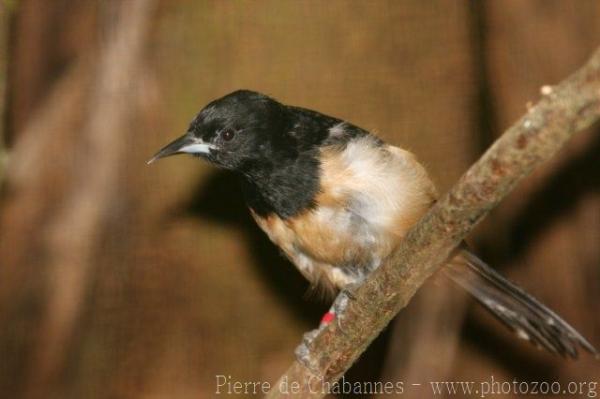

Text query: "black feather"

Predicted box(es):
[445, 249, 598, 358]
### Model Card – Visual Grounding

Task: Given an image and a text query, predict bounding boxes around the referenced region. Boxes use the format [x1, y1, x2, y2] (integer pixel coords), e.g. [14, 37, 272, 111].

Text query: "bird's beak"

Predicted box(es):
[147, 133, 214, 164]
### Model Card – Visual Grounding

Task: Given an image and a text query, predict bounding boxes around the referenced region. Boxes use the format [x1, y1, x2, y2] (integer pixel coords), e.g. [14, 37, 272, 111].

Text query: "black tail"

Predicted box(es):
[445, 249, 598, 359]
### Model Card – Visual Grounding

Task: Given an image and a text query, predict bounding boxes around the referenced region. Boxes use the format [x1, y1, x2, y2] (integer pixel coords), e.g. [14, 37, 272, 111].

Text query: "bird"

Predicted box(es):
[148, 89, 597, 359]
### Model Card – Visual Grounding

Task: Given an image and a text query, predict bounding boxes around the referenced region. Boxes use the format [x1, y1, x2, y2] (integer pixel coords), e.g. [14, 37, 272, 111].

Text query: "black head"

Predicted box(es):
[148, 90, 292, 172]
[149, 90, 365, 218]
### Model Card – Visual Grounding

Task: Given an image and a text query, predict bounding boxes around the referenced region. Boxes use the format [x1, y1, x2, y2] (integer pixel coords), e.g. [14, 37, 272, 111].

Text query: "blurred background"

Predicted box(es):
[0, 1, 599, 398]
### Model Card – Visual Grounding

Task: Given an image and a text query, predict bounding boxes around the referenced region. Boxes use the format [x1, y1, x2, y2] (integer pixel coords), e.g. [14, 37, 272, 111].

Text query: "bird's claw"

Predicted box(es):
[295, 290, 358, 372]
[295, 329, 322, 374]
[322, 289, 355, 334]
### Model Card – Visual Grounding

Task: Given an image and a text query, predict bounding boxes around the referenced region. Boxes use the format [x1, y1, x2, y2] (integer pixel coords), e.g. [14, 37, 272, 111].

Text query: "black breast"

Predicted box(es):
[241, 106, 368, 219]
[240, 151, 321, 218]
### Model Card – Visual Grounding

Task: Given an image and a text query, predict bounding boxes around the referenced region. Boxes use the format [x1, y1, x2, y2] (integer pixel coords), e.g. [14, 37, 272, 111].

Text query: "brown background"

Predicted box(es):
[0, 1, 599, 398]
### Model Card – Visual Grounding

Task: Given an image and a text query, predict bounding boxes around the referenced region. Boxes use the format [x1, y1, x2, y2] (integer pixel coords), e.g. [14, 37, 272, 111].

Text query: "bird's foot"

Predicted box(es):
[320, 288, 356, 333]
[295, 328, 323, 374]
[295, 288, 359, 370]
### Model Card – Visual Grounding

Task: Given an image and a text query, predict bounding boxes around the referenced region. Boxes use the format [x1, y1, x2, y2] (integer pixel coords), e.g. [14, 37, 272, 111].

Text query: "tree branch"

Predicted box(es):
[266, 46, 600, 398]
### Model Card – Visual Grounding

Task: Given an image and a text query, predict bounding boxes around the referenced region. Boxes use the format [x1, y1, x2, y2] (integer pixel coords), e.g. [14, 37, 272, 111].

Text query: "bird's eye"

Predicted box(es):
[222, 130, 235, 141]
